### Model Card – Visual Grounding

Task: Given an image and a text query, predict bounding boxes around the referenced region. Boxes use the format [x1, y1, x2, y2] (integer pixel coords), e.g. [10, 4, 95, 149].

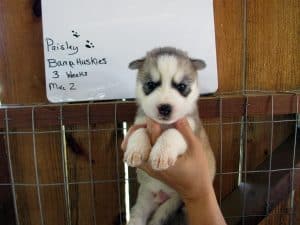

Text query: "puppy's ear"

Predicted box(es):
[190, 59, 206, 70]
[128, 58, 145, 70]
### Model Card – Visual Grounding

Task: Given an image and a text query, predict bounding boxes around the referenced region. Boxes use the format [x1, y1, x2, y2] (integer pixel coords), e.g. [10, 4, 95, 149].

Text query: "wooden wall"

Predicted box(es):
[0, 0, 299, 225]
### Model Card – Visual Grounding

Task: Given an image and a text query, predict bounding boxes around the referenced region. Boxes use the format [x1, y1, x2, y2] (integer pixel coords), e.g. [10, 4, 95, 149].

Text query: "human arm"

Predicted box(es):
[121, 118, 227, 225]
[184, 190, 225, 225]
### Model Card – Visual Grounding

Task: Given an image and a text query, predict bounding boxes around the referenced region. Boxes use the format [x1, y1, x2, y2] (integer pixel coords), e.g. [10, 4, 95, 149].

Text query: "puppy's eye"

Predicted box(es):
[176, 83, 187, 93]
[172, 81, 191, 97]
[146, 81, 157, 91]
[143, 80, 160, 95]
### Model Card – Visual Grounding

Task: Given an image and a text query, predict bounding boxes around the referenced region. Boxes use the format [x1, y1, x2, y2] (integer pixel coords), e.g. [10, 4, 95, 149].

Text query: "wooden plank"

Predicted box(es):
[91, 123, 123, 224]
[245, 118, 295, 171]
[246, 0, 300, 90]
[213, 0, 244, 92]
[69, 184, 94, 225]
[62, 105, 88, 130]
[7, 108, 33, 132]
[94, 183, 121, 225]
[0, 94, 298, 129]
[33, 125, 122, 224]
[90, 104, 115, 128]
[209, 0, 243, 201]
[40, 185, 67, 225]
[245, 0, 300, 205]
[0, 0, 46, 104]
[258, 196, 292, 225]
[15, 186, 41, 225]
[247, 95, 300, 116]
[245, 0, 300, 197]
[35, 106, 61, 131]
[65, 132, 91, 182]
[9, 134, 35, 183]
[35, 132, 64, 184]
[116, 103, 137, 123]
[91, 128, 119, 181]
[204, 120, 241, 200]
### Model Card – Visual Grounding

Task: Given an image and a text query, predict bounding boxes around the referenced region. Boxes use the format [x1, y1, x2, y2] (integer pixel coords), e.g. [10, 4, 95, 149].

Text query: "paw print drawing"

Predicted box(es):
[85, 40, 95, 48]
[72, 30, 80, 38]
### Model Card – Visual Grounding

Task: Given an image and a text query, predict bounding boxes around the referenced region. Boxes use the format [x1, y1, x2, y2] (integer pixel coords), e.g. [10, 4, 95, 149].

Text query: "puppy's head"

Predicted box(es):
[129, 47, 205, 124]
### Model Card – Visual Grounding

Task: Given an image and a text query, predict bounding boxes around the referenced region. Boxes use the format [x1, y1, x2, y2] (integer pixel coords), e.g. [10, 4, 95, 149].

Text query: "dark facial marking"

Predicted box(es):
[143, 79, 161, 95]
[172, 77, 192, 97]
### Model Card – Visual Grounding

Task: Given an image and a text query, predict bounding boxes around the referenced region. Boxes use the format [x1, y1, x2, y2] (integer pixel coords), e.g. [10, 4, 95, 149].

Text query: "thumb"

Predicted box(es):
[175, 118, 197, 147]
[147, 118, 162, 145]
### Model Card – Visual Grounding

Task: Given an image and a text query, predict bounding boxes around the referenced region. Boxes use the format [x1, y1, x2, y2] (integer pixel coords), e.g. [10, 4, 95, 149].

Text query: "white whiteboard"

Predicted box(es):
[42, 0, 218, 103]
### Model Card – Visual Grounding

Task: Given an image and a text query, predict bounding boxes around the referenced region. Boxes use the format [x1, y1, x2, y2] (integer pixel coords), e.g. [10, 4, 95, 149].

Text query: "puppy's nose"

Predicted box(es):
[158, 104, 172, 117]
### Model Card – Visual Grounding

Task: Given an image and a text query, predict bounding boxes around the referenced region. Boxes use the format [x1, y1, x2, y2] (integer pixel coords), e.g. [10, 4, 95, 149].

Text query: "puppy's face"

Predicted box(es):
[129, 48, 205, 124]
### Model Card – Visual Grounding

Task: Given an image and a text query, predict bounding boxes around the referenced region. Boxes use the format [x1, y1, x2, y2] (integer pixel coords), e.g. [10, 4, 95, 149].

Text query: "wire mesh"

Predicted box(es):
[0, 92, 299, 225]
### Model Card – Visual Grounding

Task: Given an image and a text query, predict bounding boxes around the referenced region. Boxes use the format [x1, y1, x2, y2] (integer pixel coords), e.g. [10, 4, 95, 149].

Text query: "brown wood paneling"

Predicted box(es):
[35, 133, 64, 184]
[207, 0, 244, 201]
[91, 123, 123, 225]
[258, 196, 292, 225]
[0, 94, 298, 129]
[0, 0, 299, 224]
[69, 184, 94, 225]
[94, 183, 121, 225]
[246, 0, 300, 91]
[0, 0, 46, 104]
[204, 119, 241, 200]
[9, 134, 35, 184]
[245, 118, 295, 171]
[245, 0, 300, 174]
[40, 185, 67, 225]
[15, 186, 41, 225]
[214, 0, 244, 92]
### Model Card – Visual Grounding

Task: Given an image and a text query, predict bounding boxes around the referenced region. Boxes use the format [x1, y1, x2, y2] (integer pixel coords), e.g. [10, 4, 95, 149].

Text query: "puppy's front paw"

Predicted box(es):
[124, 128, 151, 167]
[149, 141, 177, 170]
[149, 129, 187, 170]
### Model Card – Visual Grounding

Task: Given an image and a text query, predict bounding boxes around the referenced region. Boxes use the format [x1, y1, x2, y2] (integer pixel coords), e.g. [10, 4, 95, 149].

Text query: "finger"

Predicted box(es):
[146, 118, 162, 144]
[175, 118, 197, 147]
[121, 124, 146, 150]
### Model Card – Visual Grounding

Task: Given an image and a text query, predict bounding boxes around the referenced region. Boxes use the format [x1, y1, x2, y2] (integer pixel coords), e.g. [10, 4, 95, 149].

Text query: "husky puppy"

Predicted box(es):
[124, 47, 215, 225]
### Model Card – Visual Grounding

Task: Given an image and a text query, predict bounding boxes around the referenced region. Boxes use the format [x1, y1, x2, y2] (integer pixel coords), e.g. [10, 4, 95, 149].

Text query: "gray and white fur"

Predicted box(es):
[124, 47, 216, 225]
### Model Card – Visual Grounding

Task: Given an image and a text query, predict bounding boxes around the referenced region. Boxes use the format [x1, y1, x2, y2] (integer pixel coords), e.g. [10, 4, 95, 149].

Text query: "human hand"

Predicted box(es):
[121, 118, 213, 203]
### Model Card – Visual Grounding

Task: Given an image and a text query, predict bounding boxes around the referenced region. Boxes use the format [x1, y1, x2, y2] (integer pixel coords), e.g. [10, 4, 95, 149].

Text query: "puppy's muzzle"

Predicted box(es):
[158, 104, 172, 119]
